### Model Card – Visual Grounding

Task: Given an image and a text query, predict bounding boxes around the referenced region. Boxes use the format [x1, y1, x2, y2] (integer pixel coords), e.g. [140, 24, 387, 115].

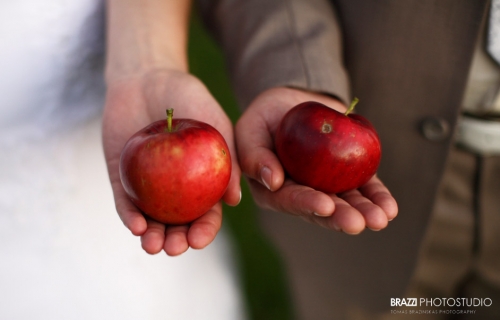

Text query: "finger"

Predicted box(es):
[207, 113, 242, 207]
[327, 197, 366, 234]
[111, 180, 148, 236]
[359, 176, 398, 221]
[302, 196, 366, 234]
[248, 179, 335, 217]
[222, 144, 242, 206]
[187, 203, 223, 250]
[163, 225, 190, 256]
[235, 112, 285, 191]
[140, 218, 166, 255]
[339, 189, 388, 231]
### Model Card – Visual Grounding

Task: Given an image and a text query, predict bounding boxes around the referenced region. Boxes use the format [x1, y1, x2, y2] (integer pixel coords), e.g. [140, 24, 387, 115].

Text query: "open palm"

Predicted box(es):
[103, 70, 241, 256]
[236, 87, 398, 234]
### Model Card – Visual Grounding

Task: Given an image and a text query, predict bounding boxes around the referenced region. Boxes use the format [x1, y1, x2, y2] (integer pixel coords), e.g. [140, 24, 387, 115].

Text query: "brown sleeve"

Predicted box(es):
[197, 0, 351, 108]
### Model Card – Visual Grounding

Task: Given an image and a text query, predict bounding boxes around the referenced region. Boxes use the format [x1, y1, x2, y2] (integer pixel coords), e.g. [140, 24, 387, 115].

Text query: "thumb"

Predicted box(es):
[235, 111, 285, 192]
[221, 142, 242, 206]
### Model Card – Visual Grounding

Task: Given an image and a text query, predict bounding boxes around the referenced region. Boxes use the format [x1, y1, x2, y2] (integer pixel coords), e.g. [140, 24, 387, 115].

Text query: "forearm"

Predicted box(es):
[105, 0, 192, 83]
[199, 0, 350, 108]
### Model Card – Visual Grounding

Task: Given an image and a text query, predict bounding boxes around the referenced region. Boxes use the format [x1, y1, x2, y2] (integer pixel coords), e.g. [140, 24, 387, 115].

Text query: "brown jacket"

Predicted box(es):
[201, 0, 489, 317]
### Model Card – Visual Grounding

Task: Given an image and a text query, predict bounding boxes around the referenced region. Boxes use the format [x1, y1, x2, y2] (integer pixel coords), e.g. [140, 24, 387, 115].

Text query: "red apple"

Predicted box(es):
[275, 99, 381, 194]
[119, 109, 231, 225]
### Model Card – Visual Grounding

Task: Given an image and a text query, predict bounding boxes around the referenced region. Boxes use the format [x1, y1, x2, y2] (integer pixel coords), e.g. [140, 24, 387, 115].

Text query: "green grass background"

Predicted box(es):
[187, 12, 295, 320]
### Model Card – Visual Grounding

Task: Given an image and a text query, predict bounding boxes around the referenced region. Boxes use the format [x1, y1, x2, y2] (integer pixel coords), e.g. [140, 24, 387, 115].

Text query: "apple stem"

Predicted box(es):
[345, 97, 359, 116]
[166, 108, 174, 132]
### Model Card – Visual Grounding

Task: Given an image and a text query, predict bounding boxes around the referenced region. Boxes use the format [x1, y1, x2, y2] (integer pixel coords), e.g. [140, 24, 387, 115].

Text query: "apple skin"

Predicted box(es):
[275, 101, 381, 194]
[119, 118, 231, 225]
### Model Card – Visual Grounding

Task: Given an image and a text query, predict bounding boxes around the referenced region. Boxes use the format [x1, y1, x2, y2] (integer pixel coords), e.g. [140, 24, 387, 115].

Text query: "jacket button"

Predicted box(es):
[420, 117, 450, 142]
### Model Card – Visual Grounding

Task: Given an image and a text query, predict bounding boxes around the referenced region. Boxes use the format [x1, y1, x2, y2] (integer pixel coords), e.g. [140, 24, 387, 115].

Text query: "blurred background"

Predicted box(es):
[188, 10, 294, 320]
[0, 2, 294, 318]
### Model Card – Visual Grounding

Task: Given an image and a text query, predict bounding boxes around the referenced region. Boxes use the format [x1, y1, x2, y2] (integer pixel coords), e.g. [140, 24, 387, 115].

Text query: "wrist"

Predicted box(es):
[255, 87, 348, 113]
[105, 64, 188, 88]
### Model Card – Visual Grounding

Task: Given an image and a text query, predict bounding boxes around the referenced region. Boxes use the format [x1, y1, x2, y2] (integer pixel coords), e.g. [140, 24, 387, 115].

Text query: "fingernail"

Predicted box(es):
[332, 221, 341, 232]
[368, 227, 381, 232]
[238, 190, 242, 205]
[313, 211, 331, 217]
[260, 166, 272, 191]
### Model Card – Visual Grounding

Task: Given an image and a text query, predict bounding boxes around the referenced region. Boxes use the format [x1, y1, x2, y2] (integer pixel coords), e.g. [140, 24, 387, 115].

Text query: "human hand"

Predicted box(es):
[103, 70, 241, 256]
[235, 87, 398, 234]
